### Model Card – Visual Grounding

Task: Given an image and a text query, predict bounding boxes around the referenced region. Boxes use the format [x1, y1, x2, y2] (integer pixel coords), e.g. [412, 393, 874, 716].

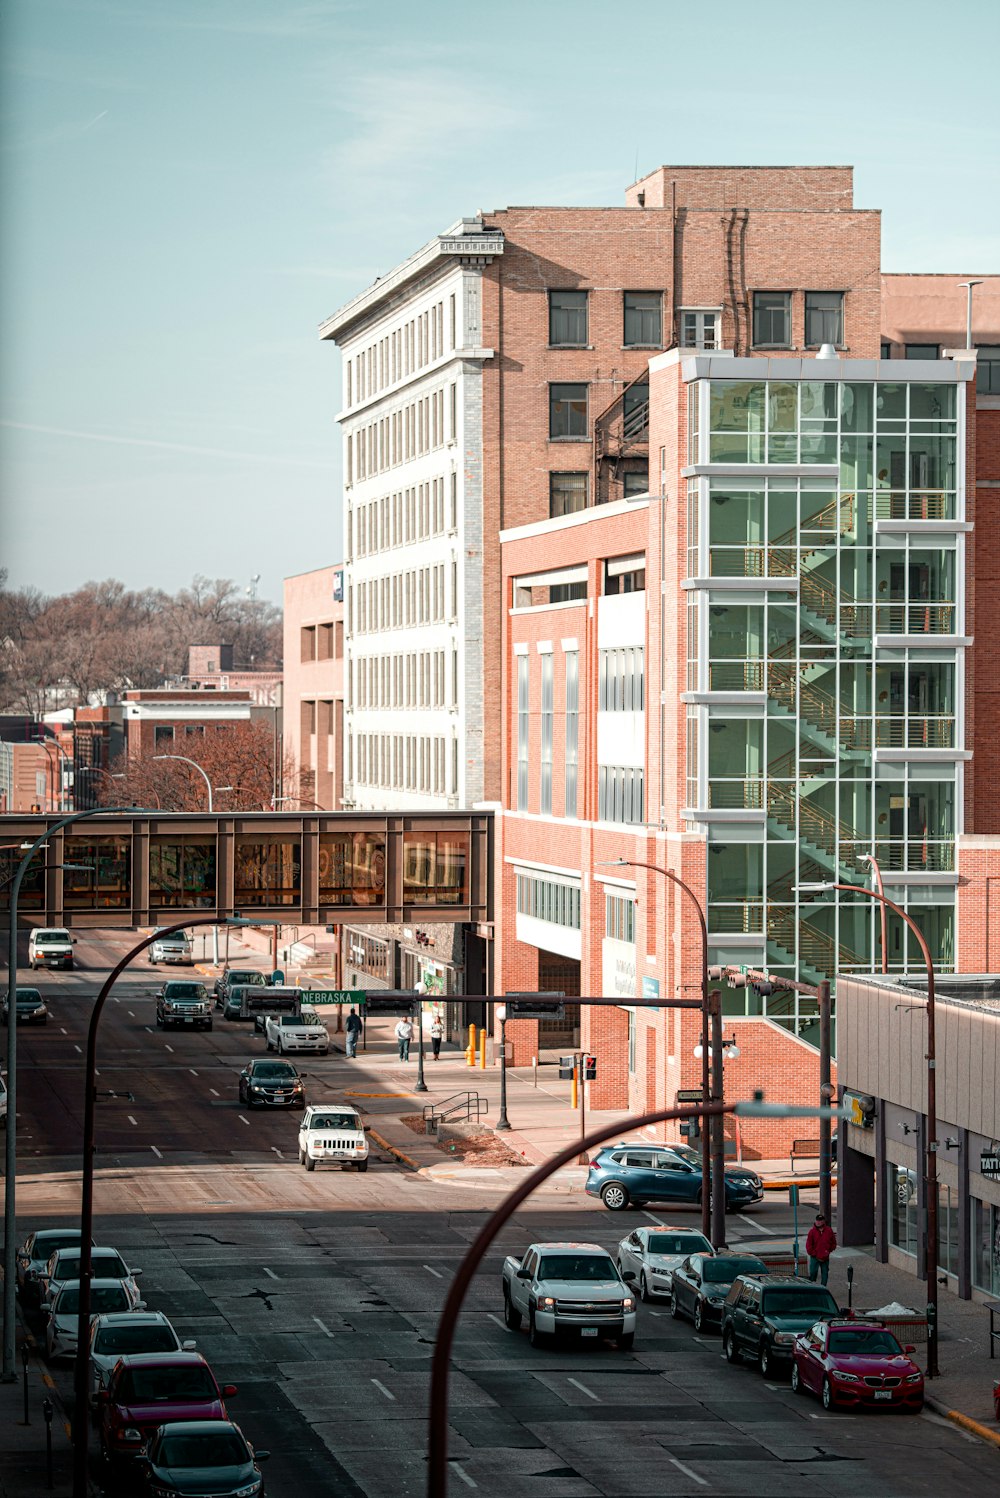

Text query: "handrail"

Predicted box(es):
[422, 1090, 489, 1126]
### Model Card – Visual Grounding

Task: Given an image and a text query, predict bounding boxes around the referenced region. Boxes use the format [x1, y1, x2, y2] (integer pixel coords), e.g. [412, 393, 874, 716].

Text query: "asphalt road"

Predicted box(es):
[7, 935, 1000, 1497]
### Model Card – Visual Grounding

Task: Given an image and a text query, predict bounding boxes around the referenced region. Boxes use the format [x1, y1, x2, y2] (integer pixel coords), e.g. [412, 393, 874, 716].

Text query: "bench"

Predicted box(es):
[789, 1138, 821, 1172]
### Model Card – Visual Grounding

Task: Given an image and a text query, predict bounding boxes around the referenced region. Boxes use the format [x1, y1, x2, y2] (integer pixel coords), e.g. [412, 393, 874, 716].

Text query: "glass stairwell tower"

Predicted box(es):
[681, 357, 968, 1038]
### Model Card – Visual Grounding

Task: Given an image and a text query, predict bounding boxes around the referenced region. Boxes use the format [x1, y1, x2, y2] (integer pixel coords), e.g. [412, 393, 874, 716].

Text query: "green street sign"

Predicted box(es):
[737, 965, 748, 975]
[303, 989, 355, 1005]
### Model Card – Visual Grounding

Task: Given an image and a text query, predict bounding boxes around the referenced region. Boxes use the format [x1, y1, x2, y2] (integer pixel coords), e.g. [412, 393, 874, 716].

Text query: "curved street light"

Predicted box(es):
[152, 756, 219, 963]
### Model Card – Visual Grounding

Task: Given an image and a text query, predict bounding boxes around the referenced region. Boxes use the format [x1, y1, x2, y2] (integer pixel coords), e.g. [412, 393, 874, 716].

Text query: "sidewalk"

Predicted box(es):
[0, 1313, 78, 1497]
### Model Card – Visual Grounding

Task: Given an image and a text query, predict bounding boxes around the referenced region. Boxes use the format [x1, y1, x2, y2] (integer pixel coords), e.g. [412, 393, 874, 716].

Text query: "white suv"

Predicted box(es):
[298, 1104, 369, 1173]
[28, 928, 75, 970]
[149, 929, 193, 965]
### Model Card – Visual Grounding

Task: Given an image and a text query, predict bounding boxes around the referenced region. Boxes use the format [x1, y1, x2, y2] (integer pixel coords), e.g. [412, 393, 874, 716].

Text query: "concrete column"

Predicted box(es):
[915, 1115, 927, 1283]
[875, 1104, 888, 1262]
[957, 1129, 971, 1300]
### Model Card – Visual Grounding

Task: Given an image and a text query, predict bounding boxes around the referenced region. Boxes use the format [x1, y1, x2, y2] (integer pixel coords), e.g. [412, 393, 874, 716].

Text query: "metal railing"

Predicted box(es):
[841, 716, 955, 750]
[422, 1091, 489, 1129]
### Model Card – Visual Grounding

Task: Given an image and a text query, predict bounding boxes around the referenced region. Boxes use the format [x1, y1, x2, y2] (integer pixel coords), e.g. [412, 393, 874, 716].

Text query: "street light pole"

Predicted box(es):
[153, 754, 219, 965]
[495, 1007, 511, 1131]
[413, 980, 428, 1094]
[958, 280, 982, 351]
[860, 851, 888, 975]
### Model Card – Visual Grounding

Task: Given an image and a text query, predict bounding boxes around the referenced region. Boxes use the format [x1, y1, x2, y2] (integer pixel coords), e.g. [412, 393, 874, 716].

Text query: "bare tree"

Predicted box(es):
[102, 720, 293, 812]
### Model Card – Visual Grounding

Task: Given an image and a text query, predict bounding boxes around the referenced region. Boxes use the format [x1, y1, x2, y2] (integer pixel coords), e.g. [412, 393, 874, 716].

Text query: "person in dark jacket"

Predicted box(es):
[806, 1213, 837, 1285]
[344, 1007, 362, 1058]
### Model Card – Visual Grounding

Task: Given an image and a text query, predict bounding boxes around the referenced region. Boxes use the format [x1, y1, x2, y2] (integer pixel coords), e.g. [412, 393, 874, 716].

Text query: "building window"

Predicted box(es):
[550, 472, 589, 516]
[752, 292, 791, 349]
[550, 384, 588, 440]
[888, 1161, 918, 1257]
[540, 653, 553, 816]
[622, 468, 649, 497]
[623, 292, 662, 347]
[549, 289, 588, 347]
[154, 725, 174, 746]
[605, 891, 636, 943]
[905, 343, 939, 360]
[977, 346, 1000, 395]
[516, 872, 581, 929]
[599, 647, 644, 711]
[301, 625, 317, 662]
[880, 341, 893, 359]
[598, 765, 644, 824]
[565, 651, 578, 819]
[681, 310, 720, 350]
[604, 554, 646, 594]
[973, 1198, 1000, 1295]
[805, 292, 844, 347]
[517, 655, 529, 810]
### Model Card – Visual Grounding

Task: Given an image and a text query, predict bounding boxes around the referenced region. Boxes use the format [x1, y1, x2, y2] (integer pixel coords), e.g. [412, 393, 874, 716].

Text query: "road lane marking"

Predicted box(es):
[189, 1069, 198, 1076]
[451, 1464, 477, 1489]
[165, 1044, 174, 1053]
[127, 1116, 138, 1126]
[649, 1311, 665, 1318]
[423, 1264, 444, 1278]
[670, 1458, 707, 1487]
[60, 1027, 67, 1035]
[238, 1115, 250, 1126]
[144, 1026, 152, 1033]
[370, 1377, 395, 1400]
[271, 1147, 283, 1158]
[263, 1267, 278, 1280]
[151, 1146, 162, 1158]
[567, 1377, 599, 1402]
[643, 1211, 662, 1224]
[128, 1011, 135, 1017]
[74, 1044, 82, 1054]
[312, 1316, 335, 1337]
[739, 1214, 774, 1235]
[487, 1314, 507, 1331]
[209, 1088, 220, 1097]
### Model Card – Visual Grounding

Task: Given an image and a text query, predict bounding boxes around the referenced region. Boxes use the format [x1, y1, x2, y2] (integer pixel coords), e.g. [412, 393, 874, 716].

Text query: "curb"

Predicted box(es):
[762, 1177, 820, 1190]
[367, 1128, 419, 1171]
[926, 1396, 1000, 1450]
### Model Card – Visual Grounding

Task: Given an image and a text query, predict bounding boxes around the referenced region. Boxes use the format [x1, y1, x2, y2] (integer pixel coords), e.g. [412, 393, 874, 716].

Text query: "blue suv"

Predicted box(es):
[586, 1142, 763, 1212]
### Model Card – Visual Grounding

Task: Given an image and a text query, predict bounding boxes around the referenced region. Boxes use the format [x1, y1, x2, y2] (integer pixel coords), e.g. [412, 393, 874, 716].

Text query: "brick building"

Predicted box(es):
[282, 565, 345, 812]
[121, 689, 256, 758]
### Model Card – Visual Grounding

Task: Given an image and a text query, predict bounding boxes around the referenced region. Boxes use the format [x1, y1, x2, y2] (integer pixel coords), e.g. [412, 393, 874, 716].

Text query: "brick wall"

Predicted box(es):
[627, 165, 855, 213]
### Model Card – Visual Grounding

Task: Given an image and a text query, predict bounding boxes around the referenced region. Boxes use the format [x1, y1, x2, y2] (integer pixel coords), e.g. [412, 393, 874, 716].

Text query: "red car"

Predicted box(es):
[791, 1320, 924, 1411]
[96, 1352, 237, 1475]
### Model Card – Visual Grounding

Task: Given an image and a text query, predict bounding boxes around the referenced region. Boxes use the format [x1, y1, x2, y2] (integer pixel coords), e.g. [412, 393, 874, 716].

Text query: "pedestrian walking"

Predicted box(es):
[344, 1006, 362, 1059]
[430, 1016, 444, 1059]
[394, 1015, 413, 1062]
[806, 1212, 837, 1285]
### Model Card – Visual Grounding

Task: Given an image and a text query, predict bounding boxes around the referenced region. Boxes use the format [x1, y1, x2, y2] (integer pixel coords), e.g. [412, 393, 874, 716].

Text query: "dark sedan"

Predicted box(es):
[140, 1419, 268, 1497]
[238, 1059, 306, 1108]
[671, 1251, 768, 1332]
[1, 987, 48, 1025]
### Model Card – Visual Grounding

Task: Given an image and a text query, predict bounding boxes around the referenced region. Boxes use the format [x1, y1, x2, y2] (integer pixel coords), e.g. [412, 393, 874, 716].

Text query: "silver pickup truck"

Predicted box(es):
[502, 1241, 637, 1349]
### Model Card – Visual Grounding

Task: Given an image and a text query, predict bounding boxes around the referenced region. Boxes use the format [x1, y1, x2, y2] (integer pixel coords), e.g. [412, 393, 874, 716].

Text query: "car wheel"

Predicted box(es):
[670, 1292, 681, 1319]
[356, 1160, 368, 1172]
[205, 1021, 212, 1031]
[618, 1331, 635, 1351]
[601, 1183, 629, 1211]
[503, 1290, 522, 1331]
[759, 1341, 773, 1377]
[639, 1272, 651, 1303]
[693, 1299, 705, 1333]
[907, 1399, 924, 1414]
[821, 1376, 835, 1411]
[791, 1362, 805, 1395]
[305, 1156, 316, 1171]
[298, 1148, 306, 1164]
[155, 1014, 163, 1028]
[528, 1310, 547, 1348]
[266, 1038, 274, 1052]
[723, 1327, 740, 1364]
[277, 1040, 283, 1055]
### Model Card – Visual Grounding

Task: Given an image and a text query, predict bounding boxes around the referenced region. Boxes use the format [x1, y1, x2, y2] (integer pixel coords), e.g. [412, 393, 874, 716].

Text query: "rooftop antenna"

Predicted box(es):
[246, 574, 261, 603]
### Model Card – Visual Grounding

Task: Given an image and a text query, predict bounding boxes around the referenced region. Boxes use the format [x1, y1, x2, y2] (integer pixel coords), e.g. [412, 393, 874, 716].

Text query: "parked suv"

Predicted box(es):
[156, 981, 212, 1031]
[298, 1104, 368, 1172]
[213, 968, 267, 1007]
[586, 1142, 763, 1212]
[149, 929, 193, 965]
[28, 928, 75, 970]
[721, 1273, 840, 1377]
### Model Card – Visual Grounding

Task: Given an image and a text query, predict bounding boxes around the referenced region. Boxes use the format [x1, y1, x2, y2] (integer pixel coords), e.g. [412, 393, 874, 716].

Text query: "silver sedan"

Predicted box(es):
[616, 1226, 714, 1301]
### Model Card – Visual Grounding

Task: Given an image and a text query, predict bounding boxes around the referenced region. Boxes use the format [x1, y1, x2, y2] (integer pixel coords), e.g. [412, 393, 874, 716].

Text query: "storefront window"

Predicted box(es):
[150, 838, 216, 908]
[319, 832, 386, 907]
[403, 830, 468, 906]
[233, 835, 301, 907]
[64, 836, 131, 909]
[888, 1161, 918, 1257]
[972, 1198, 1000, 1296]
[938, 1182, 960, 1278]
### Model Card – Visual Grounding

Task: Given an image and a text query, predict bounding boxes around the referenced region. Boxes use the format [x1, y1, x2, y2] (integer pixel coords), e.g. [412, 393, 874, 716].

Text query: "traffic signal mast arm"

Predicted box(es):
[709, 965, 820, 999]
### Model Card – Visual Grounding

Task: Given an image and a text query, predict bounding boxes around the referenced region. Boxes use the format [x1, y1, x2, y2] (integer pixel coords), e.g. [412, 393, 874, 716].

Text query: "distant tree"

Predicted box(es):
[101, 720, 292, 812]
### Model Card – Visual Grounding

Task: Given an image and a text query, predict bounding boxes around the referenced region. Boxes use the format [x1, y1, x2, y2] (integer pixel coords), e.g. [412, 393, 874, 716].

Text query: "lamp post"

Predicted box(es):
[958, 280, 982, 351]
[413, 980, 428, 1094]
[153, 755, 219, 965]
[599, 858, 720, 1246]
[272, 795, 326, 812]
[33, 738, 69, 812]
[798, 879, 939, 1377]
[859, 851, 888, 975]
[2, 807, 148, 1383]
[495, 1004, 511, 1131]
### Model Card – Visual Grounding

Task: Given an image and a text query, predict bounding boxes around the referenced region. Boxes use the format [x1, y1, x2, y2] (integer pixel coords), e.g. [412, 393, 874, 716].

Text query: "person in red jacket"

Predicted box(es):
[806, 1213, 837, 1285]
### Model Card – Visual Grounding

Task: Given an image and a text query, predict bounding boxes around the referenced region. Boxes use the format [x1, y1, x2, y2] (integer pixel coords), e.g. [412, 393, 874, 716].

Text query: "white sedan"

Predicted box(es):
[88, 1310, 195, 1403]
[265, 1007, 330, 1054]
[45, 1280, 144, 1362]
[616, 1226, 715, 1302]
[40, 1246, 143, 1310]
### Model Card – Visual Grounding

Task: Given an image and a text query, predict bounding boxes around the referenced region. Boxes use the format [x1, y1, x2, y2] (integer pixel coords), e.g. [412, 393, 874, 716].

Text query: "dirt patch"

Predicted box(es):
[401, 1115, 529, 1167]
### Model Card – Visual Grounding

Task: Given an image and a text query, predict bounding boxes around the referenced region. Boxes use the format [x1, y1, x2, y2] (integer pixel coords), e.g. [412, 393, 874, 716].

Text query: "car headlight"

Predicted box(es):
[537, 1296, 555, 1309]
[234, 1482, 262, 1498]
[118, 1426, 144, 1443]
[709, 1294, 726, 1304]
[621, 1297, 635, 1312]
[830, 1369, 860, 1382]
[251, 1085, 264, 1092]
[292, 1081, 303, 1091]
[772, 1332, 795, 1344]
[906, 1372, 923, 1384]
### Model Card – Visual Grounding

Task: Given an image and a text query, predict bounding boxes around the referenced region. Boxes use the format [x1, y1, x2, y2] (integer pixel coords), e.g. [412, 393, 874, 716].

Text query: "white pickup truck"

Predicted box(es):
[265, 1007, 330, 1055]
[502, 1241, 637, 1349]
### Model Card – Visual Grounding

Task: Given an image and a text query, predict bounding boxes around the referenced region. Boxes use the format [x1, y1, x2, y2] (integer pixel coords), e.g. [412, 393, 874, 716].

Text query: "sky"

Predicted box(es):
[1, 0, 998, 611]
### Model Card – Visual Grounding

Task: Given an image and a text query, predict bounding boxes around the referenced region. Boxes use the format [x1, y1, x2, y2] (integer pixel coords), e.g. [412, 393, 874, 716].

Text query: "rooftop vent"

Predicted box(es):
[816, 343, 838, 360]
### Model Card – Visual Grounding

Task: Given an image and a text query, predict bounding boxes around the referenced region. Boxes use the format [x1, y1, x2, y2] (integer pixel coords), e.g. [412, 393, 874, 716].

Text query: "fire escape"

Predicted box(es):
[593, 373, 650, 506]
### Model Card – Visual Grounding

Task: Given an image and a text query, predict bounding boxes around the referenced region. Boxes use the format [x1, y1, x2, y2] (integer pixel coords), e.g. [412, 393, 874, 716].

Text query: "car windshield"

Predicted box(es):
[763, 1288, 838, 1316]
[230, 972, 265, 985]
[56, 1286, 129, 1314]
[279, 1016, 306, 1027]
[308, 1114, 359, 1130]
[828, 1329, 903, 1356]
[157, 1430, 248, 1466]
[118, 1366, 216, 1402]
[669, 1144, 702, 1165]
[36, 934, 68, 945]
[17, 994, 43, 1005]
[33, 1234, 82, 1258]
[703, 1258, 766, 1282]
[95, 1325, 177, 1356]
[56, 1253, 126, 1280]
[166, 985, 205, 999]
[647, 1234, 710, 1256]
[253, 1063, 297, 1079]
[538, 1255, 619, 1281]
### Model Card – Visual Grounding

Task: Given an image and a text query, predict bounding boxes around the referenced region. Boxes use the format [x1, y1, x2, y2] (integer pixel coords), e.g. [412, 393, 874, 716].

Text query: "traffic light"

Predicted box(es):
[559, 1055, 576, 1080]
[506, 993, 565, 1020]
[751, 979, 773, 998]
[359, 991, 416, 1018]
[583, 1054, 597, 1080]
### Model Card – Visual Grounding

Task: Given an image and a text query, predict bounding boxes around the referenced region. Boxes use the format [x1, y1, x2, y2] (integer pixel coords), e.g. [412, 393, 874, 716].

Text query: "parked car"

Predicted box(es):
[298, 1104, 369, 1172]
[791, 1319, 924, 1411]
[266, 1009, 329, 1055]
[502, 1242, 637, 1349]
[156, 981, 212, 1031]
[586, 1142, 763, 1212]
[15, 1228, 90, 1307]
[223, 985, 301, 1030]
[238, 1058, 305, 1108]
[616, 1227, 714, 1301]
[671, 1251, 769, 1332]
[28, 927, 75, 970]
[1, 987, 48, 1025]
[213, 968, 267, 1006]
[96, 1353, 237, 1476]
[45, 1279, 141, 1363]
[40, 1246, 143, 1310]
[721, 1273, 841, 1376]
[149, 929, 193, 966]
[139, 1420, 268, 1498]
[89, 1311, 196, 1405]
[0, 1073, 7, 1128]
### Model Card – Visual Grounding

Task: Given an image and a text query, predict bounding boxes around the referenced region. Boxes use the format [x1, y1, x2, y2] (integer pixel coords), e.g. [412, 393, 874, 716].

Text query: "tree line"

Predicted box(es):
[0, 572, 282, 714]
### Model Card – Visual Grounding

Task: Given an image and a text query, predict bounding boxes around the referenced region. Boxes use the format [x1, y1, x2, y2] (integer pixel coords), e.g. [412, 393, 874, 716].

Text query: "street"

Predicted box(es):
[5, 932, 999, 1496]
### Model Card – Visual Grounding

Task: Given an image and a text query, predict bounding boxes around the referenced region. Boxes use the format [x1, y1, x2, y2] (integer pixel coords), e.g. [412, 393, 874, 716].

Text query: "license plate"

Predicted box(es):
[275, 1092, 288, 1098]
[581, 1328, 598, 1337]
[183, 1018, 193, 1024]
[873, 1390, 893, 1400]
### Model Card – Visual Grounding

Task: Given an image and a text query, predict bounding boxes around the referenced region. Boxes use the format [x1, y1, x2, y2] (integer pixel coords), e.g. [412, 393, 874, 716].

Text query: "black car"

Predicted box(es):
[140, 1419, 268, 1498]
[1, 987, 49, 1025]
[670, 1252, 768, 1332]
[238, 1058, 305, 1108]
[721, 1273, 840, 1377]
[156, 982, 212, 1031]
[214, 967, 268, 1007]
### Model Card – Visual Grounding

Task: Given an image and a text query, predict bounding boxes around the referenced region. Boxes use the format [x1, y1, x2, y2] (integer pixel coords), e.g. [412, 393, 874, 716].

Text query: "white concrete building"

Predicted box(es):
[320, 220, 503, 811]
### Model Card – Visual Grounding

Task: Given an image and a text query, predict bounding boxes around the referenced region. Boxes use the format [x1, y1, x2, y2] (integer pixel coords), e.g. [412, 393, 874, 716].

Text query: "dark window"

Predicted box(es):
[154, 725, 174, 746]
[550, 473, 589, 516]
[881, 341, 893, 359]
[623, 469, 649, 498]
[622, 382, 649, 438]
[549, 290, 588, 347]
[805, 292, 844, 347]
[550, 384, 588, 440]
[905, 343, 940, 360]
[978, 346, 1000, 395]
[753, 292, 791, 348]
[624, 292, 662, 347]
